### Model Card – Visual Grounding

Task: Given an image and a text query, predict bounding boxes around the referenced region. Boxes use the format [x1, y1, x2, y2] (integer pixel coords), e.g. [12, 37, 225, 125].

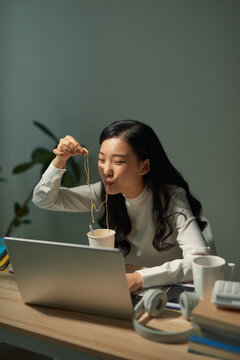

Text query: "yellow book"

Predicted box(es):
[0, 253, 9, 270]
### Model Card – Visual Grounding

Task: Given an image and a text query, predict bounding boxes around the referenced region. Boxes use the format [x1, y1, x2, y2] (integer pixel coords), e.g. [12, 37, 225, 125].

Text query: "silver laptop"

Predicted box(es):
[4, 237, 133, 320]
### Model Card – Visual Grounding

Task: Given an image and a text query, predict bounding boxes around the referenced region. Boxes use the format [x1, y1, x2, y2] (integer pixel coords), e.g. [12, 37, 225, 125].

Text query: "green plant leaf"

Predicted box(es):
[13, 162, 34, 174]
[14, 203, 29, 216]
[34, 121, 58, 142]
[13, 219, 20, 227]
[14, 202, 20, 214]
[31, 148, 55, 164]
[18, 205, 29, 217]
[7, 121, 84, 237]
[22, 219, 31, 224]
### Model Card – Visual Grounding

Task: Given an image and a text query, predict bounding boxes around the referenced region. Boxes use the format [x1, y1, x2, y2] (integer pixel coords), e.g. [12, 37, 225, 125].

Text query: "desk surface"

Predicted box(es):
[0, 270, 213, 360]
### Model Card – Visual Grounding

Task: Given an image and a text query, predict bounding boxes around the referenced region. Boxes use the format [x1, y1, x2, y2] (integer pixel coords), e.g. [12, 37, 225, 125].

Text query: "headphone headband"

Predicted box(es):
[133, 289, 196, 343]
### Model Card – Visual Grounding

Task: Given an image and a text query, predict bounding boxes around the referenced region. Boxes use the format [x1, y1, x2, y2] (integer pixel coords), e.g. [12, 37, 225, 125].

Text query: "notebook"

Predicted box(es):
[4, 237, 133, 320]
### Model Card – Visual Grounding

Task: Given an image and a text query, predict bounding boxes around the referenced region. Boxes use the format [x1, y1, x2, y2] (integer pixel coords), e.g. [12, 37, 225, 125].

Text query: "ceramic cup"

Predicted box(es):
[192, 255, 235, 299]
[87, 229, 115, 248]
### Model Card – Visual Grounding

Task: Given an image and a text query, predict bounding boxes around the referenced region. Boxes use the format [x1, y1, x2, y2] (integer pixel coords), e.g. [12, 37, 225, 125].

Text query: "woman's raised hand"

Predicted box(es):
[53, 135, 89, 169]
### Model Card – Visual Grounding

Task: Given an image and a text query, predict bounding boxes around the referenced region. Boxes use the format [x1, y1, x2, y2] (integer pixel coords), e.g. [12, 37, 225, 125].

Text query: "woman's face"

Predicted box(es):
[98, 137, 149, 199]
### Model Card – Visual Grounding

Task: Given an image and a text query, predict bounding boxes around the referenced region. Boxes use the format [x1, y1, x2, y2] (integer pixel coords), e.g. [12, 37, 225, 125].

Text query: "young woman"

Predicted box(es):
[32, 120, 210, 293]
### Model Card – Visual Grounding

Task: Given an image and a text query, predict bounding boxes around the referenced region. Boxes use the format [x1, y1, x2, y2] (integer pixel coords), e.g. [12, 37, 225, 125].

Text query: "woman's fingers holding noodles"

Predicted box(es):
[77, 146, 89, 156]
[64, 135, 89, 156]
[55, 135, 89, 157]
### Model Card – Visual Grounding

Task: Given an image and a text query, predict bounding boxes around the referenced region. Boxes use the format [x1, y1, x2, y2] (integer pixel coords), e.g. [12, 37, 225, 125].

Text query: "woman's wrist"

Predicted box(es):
[126, 272, 143, 293]
[52, 156, 67, 169]
[134, 271, 143, 288]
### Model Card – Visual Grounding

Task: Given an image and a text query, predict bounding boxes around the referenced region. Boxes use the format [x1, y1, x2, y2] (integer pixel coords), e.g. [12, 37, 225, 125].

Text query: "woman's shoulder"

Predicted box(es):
[165, 184, 186, 198]
[165, 184, 189, 211]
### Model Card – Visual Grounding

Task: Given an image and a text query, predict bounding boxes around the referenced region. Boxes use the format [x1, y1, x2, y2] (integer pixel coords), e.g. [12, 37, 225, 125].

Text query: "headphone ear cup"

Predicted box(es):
[143, 289, 167, 317]
[179, 291, 199, 319]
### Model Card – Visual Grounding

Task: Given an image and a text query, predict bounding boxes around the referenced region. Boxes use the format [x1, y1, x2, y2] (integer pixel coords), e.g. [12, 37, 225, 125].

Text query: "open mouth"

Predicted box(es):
[105, 181, 114, 187]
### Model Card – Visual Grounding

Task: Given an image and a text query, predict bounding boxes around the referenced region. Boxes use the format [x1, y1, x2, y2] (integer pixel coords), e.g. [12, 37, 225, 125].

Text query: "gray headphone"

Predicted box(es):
[133, 289, 199, 343]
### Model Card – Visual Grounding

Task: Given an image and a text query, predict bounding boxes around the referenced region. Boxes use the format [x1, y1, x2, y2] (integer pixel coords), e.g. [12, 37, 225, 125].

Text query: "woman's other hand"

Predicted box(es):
[126, 272, 143, 294]
[53, 135, 89, 169]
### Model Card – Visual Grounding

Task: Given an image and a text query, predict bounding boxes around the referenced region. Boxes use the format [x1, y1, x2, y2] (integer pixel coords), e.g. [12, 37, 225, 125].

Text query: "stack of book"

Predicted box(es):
[188, 293, 240, 359]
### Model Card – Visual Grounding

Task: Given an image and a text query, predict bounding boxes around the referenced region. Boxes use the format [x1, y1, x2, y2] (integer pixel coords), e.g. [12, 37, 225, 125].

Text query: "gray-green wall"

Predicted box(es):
[1, 0, 239, 279]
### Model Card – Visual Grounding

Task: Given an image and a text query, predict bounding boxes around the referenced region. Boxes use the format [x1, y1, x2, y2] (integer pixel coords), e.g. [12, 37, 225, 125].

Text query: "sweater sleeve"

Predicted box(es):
[136, 188, 210, 288]
[32, 162, 102, 212]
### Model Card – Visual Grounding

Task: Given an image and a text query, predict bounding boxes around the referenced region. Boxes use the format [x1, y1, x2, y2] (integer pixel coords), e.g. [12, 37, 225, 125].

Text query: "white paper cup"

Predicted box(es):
[87, 229, 115, 248]
[192, 255, 235, 299]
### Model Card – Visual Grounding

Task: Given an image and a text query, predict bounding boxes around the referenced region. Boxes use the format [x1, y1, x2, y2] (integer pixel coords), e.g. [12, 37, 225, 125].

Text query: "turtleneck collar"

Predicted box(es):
[123, 185, 151, 205]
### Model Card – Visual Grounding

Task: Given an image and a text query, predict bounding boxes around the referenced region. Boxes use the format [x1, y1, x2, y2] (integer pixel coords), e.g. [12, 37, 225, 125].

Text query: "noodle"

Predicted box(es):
[84, 155, 109, 230]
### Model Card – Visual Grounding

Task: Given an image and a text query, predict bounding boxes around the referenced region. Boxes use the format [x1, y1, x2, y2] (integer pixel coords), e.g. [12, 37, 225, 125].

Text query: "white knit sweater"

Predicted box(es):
[32, 162, 210, 288]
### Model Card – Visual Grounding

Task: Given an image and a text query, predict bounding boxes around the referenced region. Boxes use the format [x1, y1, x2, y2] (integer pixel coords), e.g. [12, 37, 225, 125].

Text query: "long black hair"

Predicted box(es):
[98, 120, 206, 255]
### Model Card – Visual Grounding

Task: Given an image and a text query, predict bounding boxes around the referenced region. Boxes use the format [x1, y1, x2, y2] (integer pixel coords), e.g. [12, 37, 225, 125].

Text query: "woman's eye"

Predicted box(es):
[115, 161, 125, 165]
[98, 158, 105, 163]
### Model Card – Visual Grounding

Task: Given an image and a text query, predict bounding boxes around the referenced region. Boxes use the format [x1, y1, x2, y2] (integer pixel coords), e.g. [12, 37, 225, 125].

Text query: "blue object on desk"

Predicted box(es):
[0, 238, 10, 270]
[0, 238, 7, 259]
[189, 335, 240, 354]
[165, 283, 195, 310]
[166, 303, 180, 310]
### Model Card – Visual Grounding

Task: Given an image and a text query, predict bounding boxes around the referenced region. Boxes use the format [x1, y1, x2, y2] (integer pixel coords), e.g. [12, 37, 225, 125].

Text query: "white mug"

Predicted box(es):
[192, 255, 235, 299]
[87, 229, 115, 248]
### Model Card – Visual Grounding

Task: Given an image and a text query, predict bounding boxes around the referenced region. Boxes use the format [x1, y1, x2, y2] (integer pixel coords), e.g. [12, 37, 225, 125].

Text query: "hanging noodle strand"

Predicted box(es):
[84, 155, 109, 230]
